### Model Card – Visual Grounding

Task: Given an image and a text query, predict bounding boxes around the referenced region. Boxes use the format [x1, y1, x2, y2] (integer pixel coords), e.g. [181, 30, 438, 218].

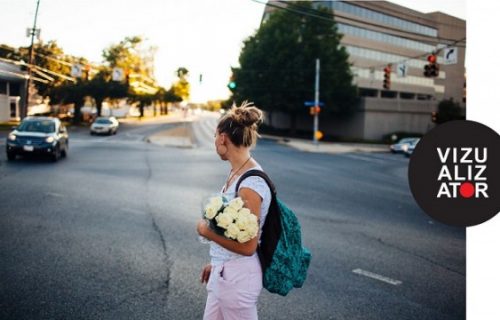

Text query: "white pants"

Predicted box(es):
[203, 256, 263, 320]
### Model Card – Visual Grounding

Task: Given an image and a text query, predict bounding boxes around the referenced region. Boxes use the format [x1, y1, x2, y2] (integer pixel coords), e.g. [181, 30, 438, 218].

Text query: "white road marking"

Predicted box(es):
[343, 154, 387, 165]
[352, 268, 402, 286]
[120, 208, 147, 215]
[46, 192, 65, 198]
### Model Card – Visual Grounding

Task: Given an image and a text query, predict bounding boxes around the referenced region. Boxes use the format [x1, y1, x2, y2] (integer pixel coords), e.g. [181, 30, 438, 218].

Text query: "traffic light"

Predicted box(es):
[383, 64, 391, 90]
[431, 111, 437, 123]
[227, 74, 237, 91]
[424, 54, 439, 77]
[309, 105, 321, 115]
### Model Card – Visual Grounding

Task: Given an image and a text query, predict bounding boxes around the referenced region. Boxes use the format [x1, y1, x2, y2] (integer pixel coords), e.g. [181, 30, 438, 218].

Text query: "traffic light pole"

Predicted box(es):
[313, 58, 320, 145]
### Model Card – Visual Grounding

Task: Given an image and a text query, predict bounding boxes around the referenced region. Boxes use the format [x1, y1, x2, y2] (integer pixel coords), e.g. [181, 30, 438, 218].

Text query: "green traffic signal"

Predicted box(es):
[228, 81, 236, 90]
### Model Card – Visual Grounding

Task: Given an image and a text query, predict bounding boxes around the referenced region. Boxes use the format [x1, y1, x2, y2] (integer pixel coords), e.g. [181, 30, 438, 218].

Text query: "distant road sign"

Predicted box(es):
[112, 67, 124, 81]
[304, 101, 324, 106]
[397, 63, 408, 77]
[444, 47, 458, 65]
[71, 64, 82, 78]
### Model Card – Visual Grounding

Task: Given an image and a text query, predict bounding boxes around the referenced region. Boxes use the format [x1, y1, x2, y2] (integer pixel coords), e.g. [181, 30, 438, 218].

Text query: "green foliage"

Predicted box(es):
[172, 67, 190, 101]
[231, 1, 358, 116]
[436, 98, 465, 124]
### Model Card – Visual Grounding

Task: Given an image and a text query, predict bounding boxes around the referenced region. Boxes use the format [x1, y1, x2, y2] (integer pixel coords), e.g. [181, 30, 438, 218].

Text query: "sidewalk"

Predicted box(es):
[145, 119, 389, 154]
[261, 135, 389, 154]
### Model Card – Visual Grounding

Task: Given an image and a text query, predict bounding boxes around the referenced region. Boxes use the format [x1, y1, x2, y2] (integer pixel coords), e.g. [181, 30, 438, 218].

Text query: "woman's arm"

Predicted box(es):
[197, 187, 262, 256]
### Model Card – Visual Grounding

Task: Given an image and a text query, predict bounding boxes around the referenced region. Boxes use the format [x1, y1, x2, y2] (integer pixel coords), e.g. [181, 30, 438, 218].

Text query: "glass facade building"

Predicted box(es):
[262, 1, 466, 140]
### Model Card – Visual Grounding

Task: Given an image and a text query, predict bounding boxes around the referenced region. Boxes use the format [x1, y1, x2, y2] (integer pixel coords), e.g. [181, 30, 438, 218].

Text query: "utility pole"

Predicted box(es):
[313, 58, 320, 144]
[23, 0, 41, 119]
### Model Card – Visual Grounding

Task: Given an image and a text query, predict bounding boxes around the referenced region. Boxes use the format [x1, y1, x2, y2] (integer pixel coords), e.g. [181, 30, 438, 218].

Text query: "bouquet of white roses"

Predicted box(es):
[203, 195, 259, 243]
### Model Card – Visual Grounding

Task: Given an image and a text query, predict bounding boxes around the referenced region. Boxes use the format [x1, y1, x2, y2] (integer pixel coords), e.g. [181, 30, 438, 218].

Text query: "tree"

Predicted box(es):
[86, 69, 129, 116]
[172, 67, 190, 101]
[435, 98, 465, 124]
[230, 1, 358, 132]
[102, 36, 160, 118]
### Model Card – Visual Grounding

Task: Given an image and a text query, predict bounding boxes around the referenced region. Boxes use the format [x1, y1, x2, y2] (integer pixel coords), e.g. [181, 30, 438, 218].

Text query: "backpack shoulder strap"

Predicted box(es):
[235, 169, 281, 274]
[235, 169, 277, 196]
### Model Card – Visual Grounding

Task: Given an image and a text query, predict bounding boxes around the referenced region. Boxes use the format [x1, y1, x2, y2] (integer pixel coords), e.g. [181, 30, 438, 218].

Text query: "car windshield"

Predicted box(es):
[95, 119, 112, 124]
[17, 120, 56, 133]
[399, 138, 415, 144]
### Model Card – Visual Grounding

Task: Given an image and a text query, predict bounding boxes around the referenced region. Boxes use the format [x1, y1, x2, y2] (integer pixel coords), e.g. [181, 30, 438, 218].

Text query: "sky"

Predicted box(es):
[0, 0, 466, 102]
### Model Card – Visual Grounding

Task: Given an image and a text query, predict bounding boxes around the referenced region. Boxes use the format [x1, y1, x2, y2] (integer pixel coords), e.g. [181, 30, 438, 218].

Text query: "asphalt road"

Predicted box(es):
[0, 114, 465, 320]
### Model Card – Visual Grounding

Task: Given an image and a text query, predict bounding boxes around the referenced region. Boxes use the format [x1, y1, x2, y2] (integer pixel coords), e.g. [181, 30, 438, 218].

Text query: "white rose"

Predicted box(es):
[216, 212, 233, 229]
[245, 220, 259, 238]
[237, 230, 253, 243]
[228, 197, 244, 211]
[204, 206, 218, 219]
[223, 206, 239, 219]
[238, 207, 251, 216]
[225, 223, 240, 239]
[208, 196, 223, 211]
[235, 214, 250, 230]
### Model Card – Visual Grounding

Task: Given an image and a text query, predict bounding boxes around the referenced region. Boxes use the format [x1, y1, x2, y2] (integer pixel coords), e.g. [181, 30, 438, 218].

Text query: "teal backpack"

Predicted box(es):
[236, 170, 311, 296]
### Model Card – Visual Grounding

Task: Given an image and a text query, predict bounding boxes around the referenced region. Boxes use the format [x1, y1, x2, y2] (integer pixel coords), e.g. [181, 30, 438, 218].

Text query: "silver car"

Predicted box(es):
[90, 117, 119, 135]
[404, 138, 420, 157]
[390, 137, 419, 153]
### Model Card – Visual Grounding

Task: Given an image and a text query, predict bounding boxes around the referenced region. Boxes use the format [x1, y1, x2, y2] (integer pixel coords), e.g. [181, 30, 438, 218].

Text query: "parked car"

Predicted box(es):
[6, 116, 69, 162]
[390, 137, 419, 153]
[90, 116, 119, 135]
[404, 138, 420, 157]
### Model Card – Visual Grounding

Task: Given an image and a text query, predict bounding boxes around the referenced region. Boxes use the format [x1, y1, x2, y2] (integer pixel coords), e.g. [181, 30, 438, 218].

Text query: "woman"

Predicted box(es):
[196, 101, 271, 320]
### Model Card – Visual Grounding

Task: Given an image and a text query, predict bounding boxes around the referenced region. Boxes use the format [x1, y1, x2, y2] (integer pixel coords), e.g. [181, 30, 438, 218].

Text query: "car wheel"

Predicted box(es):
[61, 147, 67, 158]
[51, 146, 61, 162]
[7, 152, 16, 161]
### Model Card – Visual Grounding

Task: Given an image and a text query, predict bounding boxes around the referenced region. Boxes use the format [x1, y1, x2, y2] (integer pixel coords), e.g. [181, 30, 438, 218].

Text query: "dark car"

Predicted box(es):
[6, 117, 69, 162]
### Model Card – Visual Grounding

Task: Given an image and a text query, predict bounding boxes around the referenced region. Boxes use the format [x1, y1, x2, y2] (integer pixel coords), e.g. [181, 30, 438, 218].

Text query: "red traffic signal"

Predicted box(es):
[383, 65, 391, 90]
[427, 54, 437, 64]
[424, 53, 439, 77]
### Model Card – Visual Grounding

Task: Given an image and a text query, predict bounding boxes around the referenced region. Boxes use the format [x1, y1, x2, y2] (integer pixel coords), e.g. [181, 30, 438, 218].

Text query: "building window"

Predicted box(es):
[381, 90, 397, 98]
[400, 92, 416, 100]
[327, 1, 437, 37]
[360, 88, 378, 97]
[0, 81, 7, 95]
[417, 94, 432, 100]
[338, 23, 437, 53]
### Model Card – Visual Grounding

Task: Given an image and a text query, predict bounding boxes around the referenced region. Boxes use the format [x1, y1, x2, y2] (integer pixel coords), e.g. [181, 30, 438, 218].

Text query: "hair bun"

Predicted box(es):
[232, 101, 263, 127]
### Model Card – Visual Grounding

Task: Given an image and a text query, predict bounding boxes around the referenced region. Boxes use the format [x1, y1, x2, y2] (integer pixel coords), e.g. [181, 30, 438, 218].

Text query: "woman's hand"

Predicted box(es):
[200, 264, 212, 284]
[197, 219, 210, 238]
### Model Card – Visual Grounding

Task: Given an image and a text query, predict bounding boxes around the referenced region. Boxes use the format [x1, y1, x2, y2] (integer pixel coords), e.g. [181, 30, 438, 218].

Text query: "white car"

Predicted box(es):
[390, 137, 419, 153]
[90, 117, 119, 135]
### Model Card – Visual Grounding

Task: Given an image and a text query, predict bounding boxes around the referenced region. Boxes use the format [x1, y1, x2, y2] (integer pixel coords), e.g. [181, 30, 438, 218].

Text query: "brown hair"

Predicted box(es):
[217, 101, 263, 147]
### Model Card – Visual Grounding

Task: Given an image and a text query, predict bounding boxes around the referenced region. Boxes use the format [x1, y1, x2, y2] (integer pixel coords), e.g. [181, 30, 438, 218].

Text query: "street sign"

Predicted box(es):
[112, 67, 124, 81]
[397, 63, 408, 77]
[71, 64, 82, 78]
[304, 101, 324, 106]
[443, 47, 458, 65]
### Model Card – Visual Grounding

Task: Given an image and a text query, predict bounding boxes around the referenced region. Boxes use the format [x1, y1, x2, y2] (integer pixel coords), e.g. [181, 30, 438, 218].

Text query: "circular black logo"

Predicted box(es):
[408, 120, 500, 227]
